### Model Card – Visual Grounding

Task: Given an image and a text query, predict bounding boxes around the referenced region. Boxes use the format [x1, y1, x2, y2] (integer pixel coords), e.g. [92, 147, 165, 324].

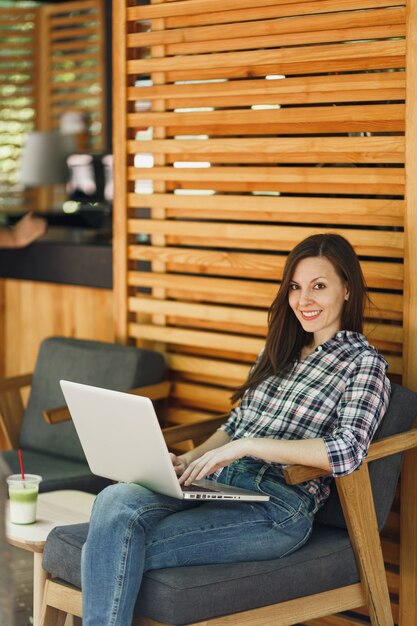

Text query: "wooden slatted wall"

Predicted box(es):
[0, 4, 38, 212]
[115, 0, 405, 416]
[39, 0, 106, 151]
[113, 2, 412, 623]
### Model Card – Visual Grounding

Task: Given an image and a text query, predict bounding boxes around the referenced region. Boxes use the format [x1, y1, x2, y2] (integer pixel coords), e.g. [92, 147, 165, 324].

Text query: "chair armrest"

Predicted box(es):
[129, 381, 172, 401]
[43, 406, 72, 425]
[163, 415, 227, 447]
[283, 428, 417, 485]
[366, 429, 417, 461]
[0, 374, 33, 449]
[43, 381, 173, 425]
[335, 463, 392, 617]
[283, 464, 331, 485]
[0, 373, 32, 391]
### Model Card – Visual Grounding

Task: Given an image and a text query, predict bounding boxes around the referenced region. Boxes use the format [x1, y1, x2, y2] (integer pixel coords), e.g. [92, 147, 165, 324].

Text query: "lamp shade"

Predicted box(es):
[20, 131, 73, 186]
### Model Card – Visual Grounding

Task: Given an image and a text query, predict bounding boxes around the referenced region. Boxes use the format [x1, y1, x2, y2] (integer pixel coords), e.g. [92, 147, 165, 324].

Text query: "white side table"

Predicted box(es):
[6, 489, 95, 626]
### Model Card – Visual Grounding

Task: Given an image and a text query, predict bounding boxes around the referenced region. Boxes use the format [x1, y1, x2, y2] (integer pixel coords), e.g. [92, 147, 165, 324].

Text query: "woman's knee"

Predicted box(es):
[91, 482, 149, 526]
[90, 484, 187, 540]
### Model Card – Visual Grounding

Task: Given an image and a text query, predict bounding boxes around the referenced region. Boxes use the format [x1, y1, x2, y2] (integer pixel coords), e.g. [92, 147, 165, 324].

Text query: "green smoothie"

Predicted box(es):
[8, 485, 38, 502]
[7, 474, 42, 524]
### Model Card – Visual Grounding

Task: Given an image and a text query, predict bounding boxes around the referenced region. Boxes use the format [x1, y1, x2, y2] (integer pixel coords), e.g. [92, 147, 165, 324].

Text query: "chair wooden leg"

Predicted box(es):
[40, 580, 82, 626]
[65, 617, 82, 626]
[399, 445, 417, 625]
[40, 604, 67, 626]
[336, 465, 394, 626]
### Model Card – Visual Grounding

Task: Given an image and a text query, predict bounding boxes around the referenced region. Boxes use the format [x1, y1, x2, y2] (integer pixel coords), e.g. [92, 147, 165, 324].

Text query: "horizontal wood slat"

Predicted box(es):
[134, 25, 406, 58]
[129, 167, 404, 196]
[171, 381, 234, 412]
[130, 7, 405, 49]
[128, 220, 403, 257]
[50, 41, 100, 54]
[129, 0, 405, 25]
[167, 353, 251, 385]
[129, 104, 405, 128]
[163, 58, 405, 83]
[128, 41, 405, 74]
[129, 322, 265, 356]
[128, 137, 404, 164]
[128, 71, 405, 108]
[162, 407, 222, 427]
[129, 297, 267, 328]
[128, 194, 404, 227]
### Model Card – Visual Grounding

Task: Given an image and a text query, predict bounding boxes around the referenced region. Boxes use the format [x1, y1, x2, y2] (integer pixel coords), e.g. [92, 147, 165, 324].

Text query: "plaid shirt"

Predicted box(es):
[220, 331, 390, 509]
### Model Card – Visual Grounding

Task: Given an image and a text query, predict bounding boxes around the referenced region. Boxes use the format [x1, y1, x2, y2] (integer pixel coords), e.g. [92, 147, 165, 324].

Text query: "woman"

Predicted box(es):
[82, 233, 390, 626]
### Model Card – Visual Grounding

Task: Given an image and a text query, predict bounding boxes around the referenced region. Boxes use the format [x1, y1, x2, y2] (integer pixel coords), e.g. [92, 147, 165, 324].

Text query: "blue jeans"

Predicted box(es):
[82, 460, 315, 626]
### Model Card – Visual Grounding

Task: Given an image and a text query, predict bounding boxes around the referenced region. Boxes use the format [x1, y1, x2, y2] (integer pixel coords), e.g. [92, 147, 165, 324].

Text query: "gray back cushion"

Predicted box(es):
[316, 383, 417, 530]
[19, 337, 166, 463]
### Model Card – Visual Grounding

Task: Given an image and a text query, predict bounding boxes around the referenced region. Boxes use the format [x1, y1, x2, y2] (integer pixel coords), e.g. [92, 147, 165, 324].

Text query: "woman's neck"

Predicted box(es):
[300, 343, 317, 361]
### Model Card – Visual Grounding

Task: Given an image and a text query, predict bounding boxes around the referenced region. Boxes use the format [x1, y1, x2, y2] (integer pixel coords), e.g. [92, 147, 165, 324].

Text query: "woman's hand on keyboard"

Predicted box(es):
[170, 453, 188, 477]
[179, 439, 250, 486]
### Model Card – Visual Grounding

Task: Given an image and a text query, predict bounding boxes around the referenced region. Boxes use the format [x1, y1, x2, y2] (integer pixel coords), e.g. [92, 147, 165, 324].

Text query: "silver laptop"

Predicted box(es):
[60, 380, 269, 502]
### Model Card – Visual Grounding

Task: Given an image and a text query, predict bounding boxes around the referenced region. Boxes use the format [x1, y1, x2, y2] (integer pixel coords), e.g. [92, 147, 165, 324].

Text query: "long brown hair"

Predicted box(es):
[231, 233, 367, 404]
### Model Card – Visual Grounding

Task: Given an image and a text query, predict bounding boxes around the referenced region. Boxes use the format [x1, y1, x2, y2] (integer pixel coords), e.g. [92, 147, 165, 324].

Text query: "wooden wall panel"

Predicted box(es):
[0, 1, 106, 213]
[0, 5, 38, 212]
[3, 279, 114, 377]
[115, 0, 406, 406]
[40, 0, 106, 151]
[112, 1, 414, 623]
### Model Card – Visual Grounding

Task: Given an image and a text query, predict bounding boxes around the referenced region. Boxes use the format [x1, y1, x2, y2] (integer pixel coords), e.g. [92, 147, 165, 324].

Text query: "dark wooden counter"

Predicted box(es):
[0, 232, 112, 289]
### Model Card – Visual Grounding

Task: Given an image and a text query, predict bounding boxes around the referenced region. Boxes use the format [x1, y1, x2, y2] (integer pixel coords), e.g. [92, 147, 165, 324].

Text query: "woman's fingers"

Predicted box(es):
[179, 442, 245, 485]
[179, 453, 215, 485]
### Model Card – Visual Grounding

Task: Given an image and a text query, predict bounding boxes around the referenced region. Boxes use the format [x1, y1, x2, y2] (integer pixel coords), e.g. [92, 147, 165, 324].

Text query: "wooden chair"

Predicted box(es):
[0, 336, 167, 494]
[40, 383, 417, 626]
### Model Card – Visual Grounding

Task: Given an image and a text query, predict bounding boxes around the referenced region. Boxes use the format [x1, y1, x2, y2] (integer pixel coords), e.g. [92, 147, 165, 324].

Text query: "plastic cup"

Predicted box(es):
[6, 474, 42, 524]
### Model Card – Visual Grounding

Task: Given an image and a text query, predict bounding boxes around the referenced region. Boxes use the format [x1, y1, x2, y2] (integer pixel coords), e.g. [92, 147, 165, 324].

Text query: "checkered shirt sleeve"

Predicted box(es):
[323, 352, 390, 476]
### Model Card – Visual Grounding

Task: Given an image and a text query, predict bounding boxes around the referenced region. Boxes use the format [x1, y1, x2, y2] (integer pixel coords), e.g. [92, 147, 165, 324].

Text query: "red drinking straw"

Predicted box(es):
[18, 448, 25, 481]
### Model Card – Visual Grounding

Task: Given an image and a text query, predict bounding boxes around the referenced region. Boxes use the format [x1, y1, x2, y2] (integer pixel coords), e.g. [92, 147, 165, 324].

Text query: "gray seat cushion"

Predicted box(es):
[1, 449, 111, 494]
[42, 522, 358, 625]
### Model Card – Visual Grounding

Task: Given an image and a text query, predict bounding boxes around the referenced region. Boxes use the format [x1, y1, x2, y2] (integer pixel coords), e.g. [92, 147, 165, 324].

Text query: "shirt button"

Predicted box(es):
[278, 386, 282, 391]
[336, 332, 343, 338]
[316, 345, 322, 352]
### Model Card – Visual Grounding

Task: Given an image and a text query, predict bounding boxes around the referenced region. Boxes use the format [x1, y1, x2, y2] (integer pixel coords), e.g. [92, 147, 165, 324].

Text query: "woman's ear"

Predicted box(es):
[344, 285, 350, 301]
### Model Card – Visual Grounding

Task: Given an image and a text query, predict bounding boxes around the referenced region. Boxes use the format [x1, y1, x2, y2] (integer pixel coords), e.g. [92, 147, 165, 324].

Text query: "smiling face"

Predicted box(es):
[288, 256, 349, 347]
